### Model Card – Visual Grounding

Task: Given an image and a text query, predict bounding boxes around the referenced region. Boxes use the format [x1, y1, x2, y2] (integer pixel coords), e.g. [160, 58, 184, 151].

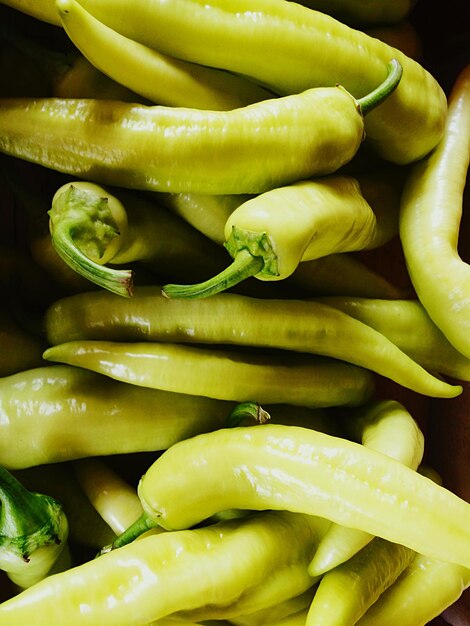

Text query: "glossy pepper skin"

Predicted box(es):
[57, 0, 274, 110]
[0, 364, 234, 469]
[305, 537, 415, 625]
[0, 60, 401, 195]
[49, 181, 229, 296]
[162, 168, 403, 297]
[356, 553, 470, 626]
[43, 287, 462, 399]
[308, 399, 424, 576]
[399, 63, 470, 359]
[76, 0, 445, 164]
[42, 340, 376, 409]
[117, 424, 470, 568]
[317, 296, 470, 381]
[0, 511, 329, 626]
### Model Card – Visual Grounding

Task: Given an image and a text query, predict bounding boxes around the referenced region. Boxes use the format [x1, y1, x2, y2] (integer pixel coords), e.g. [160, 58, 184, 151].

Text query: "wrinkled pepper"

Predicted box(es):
[76, 0, 445, 163]
[0, 60, 401, 195]
[399, 62, 470, 359]
[0, 511, 329, 626]
[110, 424, 470, 568]
[43, 287, 462, 398]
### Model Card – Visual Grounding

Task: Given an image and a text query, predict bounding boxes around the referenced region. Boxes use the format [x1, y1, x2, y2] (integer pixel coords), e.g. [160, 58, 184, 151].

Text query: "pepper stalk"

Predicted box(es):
[0, 466, 69, 588]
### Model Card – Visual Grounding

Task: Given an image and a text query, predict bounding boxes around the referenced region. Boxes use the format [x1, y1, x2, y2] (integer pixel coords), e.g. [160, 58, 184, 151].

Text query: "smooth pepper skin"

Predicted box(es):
[0, 364, 233, 469]
[57, 0, 274, 110]
[42, 340, 376, 409]
[356, 553, 470, 626]
[135, 424, 470, 568]
[0, 511, 328, 626]
[399, 63, 470, 359]
[43, 287, 462, 399]
[308, 399, 425, 576]
[76, 0, 446, 164]
[305, 537, 415, 625]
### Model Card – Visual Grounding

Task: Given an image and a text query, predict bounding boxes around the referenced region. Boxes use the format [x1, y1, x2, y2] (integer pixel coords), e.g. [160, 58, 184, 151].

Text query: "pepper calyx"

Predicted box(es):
[49, 183, 133, 297]
[0, 467, 65, 561]
[224, 226, 279, 278]
[161, 227, 277, 299]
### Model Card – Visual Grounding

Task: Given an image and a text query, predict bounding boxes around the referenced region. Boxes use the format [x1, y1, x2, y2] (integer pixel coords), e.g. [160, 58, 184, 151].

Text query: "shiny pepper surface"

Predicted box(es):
[134, 425, 470, 568]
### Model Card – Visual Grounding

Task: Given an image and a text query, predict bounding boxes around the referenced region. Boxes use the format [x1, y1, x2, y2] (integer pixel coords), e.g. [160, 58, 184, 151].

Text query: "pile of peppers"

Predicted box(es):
[0, 0, 469, 624]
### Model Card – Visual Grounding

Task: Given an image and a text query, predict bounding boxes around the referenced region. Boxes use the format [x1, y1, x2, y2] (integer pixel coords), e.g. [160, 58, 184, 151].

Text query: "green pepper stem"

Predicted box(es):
[225, 402, 271, 428]
[357, 59, 403, 117]
[0, 466, 64, 561]
[99, 512, 157, 555]
[51, 222, 134, 297]
[162, 249, 264, 299]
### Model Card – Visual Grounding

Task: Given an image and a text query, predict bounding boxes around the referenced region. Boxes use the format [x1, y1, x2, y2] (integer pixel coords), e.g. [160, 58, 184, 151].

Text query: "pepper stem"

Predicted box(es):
[162, 248, 264, 299]
[51, 222, 134, 297]
[357, 59, 403, 117]
[98, 512, 157, 555]
[49, 184, 134, 297]
[225, 402, 271, 428]
[0, 466, 64, 561]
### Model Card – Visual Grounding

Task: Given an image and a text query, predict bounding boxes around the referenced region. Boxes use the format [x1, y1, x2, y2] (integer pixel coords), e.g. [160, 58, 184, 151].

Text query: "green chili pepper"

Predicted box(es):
[305, 537, 415, 625]
[57, 0, 274, 110]
[399, 63, 470, 359]
[43, 287, 462, 399]
[156, 189, 402, 299]
[316, 296, 470, 381]
[0, 511, 329, 626]
[42, 341, 376, 409]
[109, 424, 470, 568]
[356, 553, 470, 626]
[162, 168, 403, 298]
[76, 0, 444, 164]
[308, 399, 424, 577]
[0, 60, 402, 195]
[0, 364, 234, 470]
[49, 181, 229, 297]
[0, 465, 69, 589]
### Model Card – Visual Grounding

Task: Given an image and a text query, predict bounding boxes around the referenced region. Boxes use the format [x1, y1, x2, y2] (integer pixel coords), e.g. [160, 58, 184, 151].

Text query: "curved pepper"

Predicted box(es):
[42, 341, 376, 409]
[305, 537, 415, 625]
[76, 0, 444, 163]
[399, 63, 470, 359]
[57, 0, 274, 110]
[308, 399, 424, 576]
[162, 168, 403, 297]
[0, 465, 69, 589]
[49, 181, 229, 296]
[43, 287, 462, 399]
[0, 511, 329, 626]
[0, 60, 401, 195]
[356, 553, 470, 626]
[154, 189, 403, 300]
[0, 364, 234, 470]
[108, 424, 470, 569]
[316, 296, 470, 381]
